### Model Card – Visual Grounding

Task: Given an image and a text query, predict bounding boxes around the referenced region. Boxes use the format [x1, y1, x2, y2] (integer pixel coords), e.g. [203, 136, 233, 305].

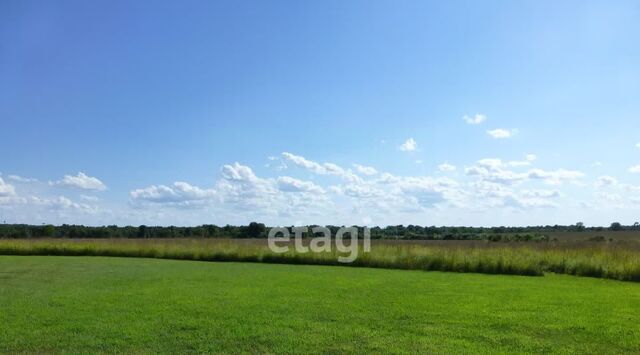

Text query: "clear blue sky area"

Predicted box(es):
[1, 1, 639, 226]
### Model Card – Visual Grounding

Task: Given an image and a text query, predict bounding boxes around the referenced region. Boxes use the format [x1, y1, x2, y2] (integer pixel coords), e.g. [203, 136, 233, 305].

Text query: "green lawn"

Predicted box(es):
[1, 256, 639, 354]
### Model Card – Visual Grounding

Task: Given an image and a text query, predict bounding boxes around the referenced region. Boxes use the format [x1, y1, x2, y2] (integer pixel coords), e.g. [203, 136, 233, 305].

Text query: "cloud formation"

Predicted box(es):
[131, 182, 216, 204]
[53, 172, 107, 191]
[399, 138, 417, 152]
[486, 129, 516, 139]
[462, 114, 487, 125]
[4, 149, 639, 226]
[438, 163, 456, 172]
[0, 177, 16, 197]
[353, 164, 378, 176]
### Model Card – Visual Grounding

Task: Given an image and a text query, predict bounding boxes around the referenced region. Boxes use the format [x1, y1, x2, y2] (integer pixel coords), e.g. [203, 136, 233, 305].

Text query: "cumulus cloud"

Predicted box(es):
[394, 176, 461, 208]
[462, 114, 487, 125]
[465, 159, 528, 185]
[281, 153, 361, 182]
[486, 129, 516, 139]
[465, 158, 584, 185]
[353, 164, 378, 176]
[629, 165, 640, 174]
[399, 138, 417, 152]
[131, 182, 216, 204]
[527, 168, 585, 185]
[4, 151, 605, 224]
[53, 172, 107, 191]
[341, 183, 385, 199]
[471, 182, 559, 209]
[277, 176, 325, 193]
[217, 163, 279, 208]
[438, 163, 456, 172]
[29, 196, 97, 213]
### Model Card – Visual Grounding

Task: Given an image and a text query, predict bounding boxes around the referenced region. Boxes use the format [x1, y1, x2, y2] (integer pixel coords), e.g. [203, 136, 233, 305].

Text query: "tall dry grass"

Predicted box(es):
[0, 238, 639, 281]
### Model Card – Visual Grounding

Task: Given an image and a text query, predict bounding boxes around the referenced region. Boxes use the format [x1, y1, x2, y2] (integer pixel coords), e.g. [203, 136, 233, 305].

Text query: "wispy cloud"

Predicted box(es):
[462, 114, 486, 125]
[629, 165, 640, 174]
[7, 175, 38, 183]
[438, 163, 456, 172]
[595, 176, 618, 187]
[486, 128, 516, 139]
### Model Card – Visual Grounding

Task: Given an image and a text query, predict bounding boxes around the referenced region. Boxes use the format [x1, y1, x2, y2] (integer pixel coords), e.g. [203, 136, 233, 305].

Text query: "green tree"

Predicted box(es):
[246, 222, 266, 238]
[609, 222, 623, 231]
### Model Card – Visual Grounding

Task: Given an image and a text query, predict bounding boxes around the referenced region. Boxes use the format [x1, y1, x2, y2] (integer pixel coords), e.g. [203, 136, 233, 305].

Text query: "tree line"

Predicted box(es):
[0, 222, 638, 240]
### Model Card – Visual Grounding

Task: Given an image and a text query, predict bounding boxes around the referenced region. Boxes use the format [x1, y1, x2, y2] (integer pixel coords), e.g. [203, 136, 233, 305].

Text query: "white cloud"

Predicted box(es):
[399, 138, 417, 152]
[29, 196, 97, 213]
[462, 114, 487, 125]
[221, 163, 261, 182]
[438, 163, 456, 172]
[281, 152, 326, 175]
[216, 163, 279, 209]
[353, 164, 378, 176]
[471, 182, 558, 209]
[54, 172, 107, 191]
[0, 153, 610, 225]
[281, 152, 361, 182]
[277, 176, 325, 194]
[486, 129, 516, 139]
[629, 165, 640, 174]
[131, 182, 216, 204]
[342, 183, 384, 198]
[636, 143, 640, 149]
[0, 177, 16, 197]
[465, 158, 584, 186]
[527, 169, 585, 185]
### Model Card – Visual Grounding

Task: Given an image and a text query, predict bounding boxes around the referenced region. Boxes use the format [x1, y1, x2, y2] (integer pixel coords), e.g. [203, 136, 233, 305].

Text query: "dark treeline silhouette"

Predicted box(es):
[0, 221, 639, 240]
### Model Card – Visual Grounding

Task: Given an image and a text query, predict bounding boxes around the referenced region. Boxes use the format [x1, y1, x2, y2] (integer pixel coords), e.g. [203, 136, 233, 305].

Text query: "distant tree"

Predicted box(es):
[575, 222, 585, 231]
[609, 222, 623, 231]
[137, 225, 147, 238]
[43, 225, 55, 237]
[246, 222, 266, 238]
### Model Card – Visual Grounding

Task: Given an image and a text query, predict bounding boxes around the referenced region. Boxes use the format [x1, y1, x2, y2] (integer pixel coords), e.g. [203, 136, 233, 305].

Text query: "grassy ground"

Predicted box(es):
[2, 238, 640, 281]
[1, 256, 639, 354]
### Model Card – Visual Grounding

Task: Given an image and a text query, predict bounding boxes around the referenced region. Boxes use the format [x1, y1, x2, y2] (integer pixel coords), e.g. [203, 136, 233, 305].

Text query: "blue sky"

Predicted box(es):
[1, 0, 640, 226]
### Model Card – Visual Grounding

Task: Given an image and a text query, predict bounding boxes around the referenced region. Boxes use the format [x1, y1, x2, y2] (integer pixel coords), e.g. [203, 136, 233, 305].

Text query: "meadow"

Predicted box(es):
[1, 256, 638, 354]
[1, 236, 640, 281]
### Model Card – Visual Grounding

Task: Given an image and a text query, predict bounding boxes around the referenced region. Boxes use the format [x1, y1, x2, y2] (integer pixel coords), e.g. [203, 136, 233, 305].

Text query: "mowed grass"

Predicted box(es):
[1, 256, 639, 354]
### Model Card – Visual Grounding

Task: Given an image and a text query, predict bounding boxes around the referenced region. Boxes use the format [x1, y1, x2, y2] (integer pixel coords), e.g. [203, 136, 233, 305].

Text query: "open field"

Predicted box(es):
[1, 237, 640, 281]
[1, 256, 639, 354]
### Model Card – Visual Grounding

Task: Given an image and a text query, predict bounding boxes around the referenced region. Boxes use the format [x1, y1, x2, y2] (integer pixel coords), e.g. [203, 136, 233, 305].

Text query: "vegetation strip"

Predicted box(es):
[1, 238, 639, 281]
